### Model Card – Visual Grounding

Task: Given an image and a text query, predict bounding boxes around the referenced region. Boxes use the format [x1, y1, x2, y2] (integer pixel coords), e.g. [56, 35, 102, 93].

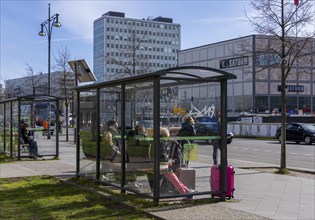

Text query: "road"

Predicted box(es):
[197, 138, 315, 171]
[59, 129, 314, 171]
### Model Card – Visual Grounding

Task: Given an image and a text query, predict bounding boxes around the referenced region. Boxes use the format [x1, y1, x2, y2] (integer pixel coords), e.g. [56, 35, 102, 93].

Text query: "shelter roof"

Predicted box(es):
[0, 95, 59, 104]
[75, 66, 236, 91]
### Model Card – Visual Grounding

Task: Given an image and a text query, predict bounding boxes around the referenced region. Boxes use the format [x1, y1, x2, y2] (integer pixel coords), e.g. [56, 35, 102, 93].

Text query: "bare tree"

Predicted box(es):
[246, 0, 315, 173]
[105, 29, 152, 127]
[25, 63, 42, 95]
[53, 46, 74, 141]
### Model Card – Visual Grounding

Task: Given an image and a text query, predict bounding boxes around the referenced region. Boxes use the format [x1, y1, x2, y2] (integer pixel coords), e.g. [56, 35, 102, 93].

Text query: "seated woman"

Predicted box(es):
[128, 125, 147, 142]
[124, 125, 149, 188]
[21, 123, 42, 158]
[160, 128, 195, 195]
[126, 124, 153, 163]
[103, 120, 121, 162]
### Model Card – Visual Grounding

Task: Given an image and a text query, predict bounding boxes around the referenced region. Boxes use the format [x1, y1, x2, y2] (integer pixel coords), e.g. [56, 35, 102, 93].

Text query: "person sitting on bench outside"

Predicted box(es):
[160, 128, 196, 196]
[104, 120, 121, 162]
[21, 122, 42, 158]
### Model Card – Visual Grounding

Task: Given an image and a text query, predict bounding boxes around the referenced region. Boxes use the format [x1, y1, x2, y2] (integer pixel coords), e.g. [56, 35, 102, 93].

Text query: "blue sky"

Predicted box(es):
[0, 0, 257, 83]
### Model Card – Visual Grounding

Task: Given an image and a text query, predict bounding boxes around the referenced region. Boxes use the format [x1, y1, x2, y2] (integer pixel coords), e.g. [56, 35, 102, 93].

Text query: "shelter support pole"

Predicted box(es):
[56, 100, 60, 157]
[153, 76, 161, 205]
[76, 91, 80, 176]
[10, 102, 13, 157]
[18, 100, 21, 160]
[220, 79, 228, 201]
[121, 85, 126, 191]
[96, 89, 100, 180]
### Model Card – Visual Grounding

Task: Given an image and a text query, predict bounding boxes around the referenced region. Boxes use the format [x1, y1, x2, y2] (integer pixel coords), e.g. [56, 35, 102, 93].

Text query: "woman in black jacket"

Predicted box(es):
[178, 115, 196, 166]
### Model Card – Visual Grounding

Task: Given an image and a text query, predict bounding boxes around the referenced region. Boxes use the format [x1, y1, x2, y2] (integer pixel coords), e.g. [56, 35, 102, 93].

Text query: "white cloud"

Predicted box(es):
[190, 16, 246, 24]
[53, 1, 142, 44]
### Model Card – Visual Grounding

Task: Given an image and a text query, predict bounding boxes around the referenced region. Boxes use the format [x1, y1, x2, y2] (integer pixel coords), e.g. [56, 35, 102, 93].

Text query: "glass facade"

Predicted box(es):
[93, 12, 181, 82]
[178, 35, 315, 116]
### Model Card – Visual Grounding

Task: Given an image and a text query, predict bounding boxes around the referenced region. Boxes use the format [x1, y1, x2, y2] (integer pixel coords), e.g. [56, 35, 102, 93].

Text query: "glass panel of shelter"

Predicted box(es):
[77, 79, 224, 199]
[99, 86, 123, 187]
[158, 81, 222, 198]
[5, 103, 11, 155]
[79, 90, 98, 179]
[12, 102, 19, 156]
[17, 100, 59, 158]
[0, 104, 4, 153]
[123, 82, 155, 195]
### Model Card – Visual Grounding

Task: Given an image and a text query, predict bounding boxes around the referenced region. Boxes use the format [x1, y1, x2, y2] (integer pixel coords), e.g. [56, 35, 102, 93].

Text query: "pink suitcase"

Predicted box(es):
[210, 164, 235, 199]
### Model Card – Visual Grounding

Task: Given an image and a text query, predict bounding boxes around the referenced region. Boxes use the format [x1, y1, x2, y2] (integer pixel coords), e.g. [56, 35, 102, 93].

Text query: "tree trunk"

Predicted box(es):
[280, 0, 286, 170]
[65, 103, 69, 141]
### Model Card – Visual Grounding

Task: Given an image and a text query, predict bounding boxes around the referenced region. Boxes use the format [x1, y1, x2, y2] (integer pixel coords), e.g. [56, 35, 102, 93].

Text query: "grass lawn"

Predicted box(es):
[0, 176, 155, 219]
[0, 153, 16, 163]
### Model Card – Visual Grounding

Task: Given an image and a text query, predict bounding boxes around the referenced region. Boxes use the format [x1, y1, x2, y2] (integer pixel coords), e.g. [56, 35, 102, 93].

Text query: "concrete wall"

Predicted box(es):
[228, 123, 281, 138]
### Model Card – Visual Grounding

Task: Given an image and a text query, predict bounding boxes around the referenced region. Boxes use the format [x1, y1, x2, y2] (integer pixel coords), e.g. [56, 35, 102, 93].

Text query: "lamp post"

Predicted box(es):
[38, 3, 61, 139]
[38, 3, 61, 96]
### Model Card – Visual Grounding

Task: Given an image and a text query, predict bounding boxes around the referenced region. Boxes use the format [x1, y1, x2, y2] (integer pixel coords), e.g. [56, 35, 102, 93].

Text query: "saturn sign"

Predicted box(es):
[219, 56, 249, 69]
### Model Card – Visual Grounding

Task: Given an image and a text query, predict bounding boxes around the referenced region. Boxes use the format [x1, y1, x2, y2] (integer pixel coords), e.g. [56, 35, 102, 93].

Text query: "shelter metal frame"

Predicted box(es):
[0, 95, 60, 160]
[75, 66, 236, 203]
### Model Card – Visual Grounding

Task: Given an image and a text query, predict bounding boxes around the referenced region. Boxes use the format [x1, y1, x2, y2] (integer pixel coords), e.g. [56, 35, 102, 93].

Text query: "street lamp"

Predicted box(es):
[38, 3, 61, 95]
[38, 3, 61, 139]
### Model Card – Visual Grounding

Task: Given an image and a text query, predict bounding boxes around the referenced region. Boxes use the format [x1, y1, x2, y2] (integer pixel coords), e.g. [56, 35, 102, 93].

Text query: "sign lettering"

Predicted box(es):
[220, 56, 249, 69]
[277, 85, 304, 92]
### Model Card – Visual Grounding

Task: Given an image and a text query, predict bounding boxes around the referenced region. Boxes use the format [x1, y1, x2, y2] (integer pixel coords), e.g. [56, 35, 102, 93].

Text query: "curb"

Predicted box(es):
[238, 166, 315, 175]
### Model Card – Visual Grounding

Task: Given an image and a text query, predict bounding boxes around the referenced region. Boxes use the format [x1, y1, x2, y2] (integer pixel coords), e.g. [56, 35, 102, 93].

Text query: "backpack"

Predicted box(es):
[168, 140, 182, 159]
[178, 124, 196, 137]
[160, 141, 169, 162]
[168, 140, 183, 171]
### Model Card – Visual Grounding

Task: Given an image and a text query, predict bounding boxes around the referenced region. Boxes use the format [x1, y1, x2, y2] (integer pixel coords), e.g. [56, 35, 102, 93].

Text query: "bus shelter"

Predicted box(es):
[0, 95, 60, 159]
[75, 66, 236, 203]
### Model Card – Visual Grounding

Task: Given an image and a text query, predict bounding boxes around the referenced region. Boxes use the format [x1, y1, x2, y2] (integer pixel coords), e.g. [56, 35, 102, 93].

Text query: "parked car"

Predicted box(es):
[275, 123, 315, 145]
[194, 121, 234, 144]
[136, 120, 153, 128]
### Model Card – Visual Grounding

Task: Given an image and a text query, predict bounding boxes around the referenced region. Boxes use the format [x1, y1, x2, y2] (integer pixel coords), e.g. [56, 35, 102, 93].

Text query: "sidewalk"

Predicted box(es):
[0, 139, 314, 220]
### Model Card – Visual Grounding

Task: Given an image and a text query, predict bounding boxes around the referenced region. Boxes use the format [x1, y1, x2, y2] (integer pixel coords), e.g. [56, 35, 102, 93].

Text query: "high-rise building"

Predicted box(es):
[93, 11, 181, 82]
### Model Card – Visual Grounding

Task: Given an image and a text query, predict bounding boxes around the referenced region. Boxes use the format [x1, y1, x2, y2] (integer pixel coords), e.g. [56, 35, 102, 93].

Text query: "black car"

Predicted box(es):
[275, 123, 315, 145]
[194, 121, 233, 144]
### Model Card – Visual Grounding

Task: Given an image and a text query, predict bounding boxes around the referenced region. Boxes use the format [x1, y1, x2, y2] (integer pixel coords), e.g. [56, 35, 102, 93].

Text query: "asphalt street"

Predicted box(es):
[197, 138, 315, 171]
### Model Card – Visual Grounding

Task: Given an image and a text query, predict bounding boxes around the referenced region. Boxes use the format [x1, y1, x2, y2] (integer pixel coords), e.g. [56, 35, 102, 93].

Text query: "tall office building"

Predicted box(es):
[93, 11, 181, 82]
